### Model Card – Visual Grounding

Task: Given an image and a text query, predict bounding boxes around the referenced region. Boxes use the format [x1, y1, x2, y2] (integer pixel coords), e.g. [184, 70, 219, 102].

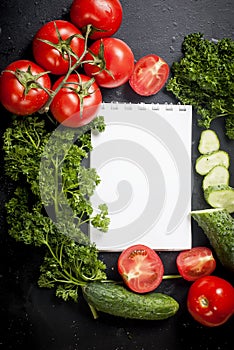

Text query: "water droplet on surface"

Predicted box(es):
[169, 46, 175, 53]
[172, 36, 176, 42]
[173, 21, 178, 27]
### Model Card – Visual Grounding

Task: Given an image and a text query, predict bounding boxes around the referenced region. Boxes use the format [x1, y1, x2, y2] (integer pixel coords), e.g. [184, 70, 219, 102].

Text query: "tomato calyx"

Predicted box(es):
[85, 40, 114, 79]
[38, 25, 92, 115]
[37, 21, 84, 62]
[62, 74, 96, 118]
[4, 65, 51, 96]
[82, 24, 107, 40]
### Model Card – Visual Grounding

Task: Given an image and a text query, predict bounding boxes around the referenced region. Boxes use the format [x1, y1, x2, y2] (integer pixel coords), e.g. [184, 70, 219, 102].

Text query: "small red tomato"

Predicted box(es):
[176, 247, 216, 281]
[0, 59, 51, 115]
[33, 20, 85, 75]
[70, 0, 123, 40]
[129, 54, 169, 96]
[117, 244, 164, 294]
[83, 38, 135, 88]
[187, 275, 234, 327]
[50, 73, 102, 128]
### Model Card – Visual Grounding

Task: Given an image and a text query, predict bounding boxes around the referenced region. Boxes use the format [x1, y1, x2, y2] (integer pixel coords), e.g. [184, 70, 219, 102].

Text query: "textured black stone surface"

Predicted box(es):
[0, 1, 234, 349]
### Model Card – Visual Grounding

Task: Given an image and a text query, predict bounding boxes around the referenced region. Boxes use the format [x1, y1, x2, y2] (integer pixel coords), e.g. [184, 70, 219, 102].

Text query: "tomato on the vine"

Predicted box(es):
[0, 60, 51, 115]
[50, 73, 102, 127]
[83, 38, 134, 88]
[176, 247, 216, 281]
[187, 276, 234, 327]
[32, 20, 85, 75]
[117, 244, 164, 294]
[70, 0, 123, 40]
[129, 54, 169, 96]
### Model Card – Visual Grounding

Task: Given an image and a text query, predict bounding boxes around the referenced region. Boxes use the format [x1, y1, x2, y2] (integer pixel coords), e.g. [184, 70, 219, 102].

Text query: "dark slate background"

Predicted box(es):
[0, 1, 234, 349]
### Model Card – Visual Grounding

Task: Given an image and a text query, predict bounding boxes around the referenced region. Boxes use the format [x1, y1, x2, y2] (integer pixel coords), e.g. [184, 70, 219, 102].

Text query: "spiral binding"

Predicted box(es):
[101, 101, 189, 112]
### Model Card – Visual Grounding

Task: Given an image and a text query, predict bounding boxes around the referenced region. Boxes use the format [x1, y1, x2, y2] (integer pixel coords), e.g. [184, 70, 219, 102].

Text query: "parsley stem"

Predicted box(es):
[163, 275, 182, 279]
[87, 302, 99, 319]
[24, 128, 39, 149]
[53, 155, 60, 218]
[43, 237, 85, 286]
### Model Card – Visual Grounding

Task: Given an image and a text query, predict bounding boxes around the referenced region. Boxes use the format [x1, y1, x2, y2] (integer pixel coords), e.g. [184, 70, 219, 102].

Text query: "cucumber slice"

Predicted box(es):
[204, 184, 234, 213]
[202, 165, 229, 190]
[198, 129, 220, 154]
[195, 150, 229, 175]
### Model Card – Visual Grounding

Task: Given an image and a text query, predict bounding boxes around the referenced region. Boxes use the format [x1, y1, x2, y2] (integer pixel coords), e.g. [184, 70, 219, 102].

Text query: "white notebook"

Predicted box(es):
[89, 102, 192, 251]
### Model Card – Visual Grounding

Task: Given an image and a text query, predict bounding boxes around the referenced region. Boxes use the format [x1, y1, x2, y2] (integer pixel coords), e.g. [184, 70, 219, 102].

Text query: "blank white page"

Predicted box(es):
[89, 102, 192, 251]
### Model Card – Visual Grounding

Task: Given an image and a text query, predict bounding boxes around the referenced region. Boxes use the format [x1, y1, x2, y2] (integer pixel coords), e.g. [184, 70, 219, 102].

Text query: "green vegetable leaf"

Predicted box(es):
[3, 113, 109, 304]
[167, 33, 234, 138]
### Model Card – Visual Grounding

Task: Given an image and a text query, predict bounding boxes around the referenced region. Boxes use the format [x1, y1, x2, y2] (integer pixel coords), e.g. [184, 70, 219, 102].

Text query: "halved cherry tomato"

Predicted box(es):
[70, 0, 123, 40]
[117, 244, 164, 294]
[187, 276, 234, 327]
[83, 38, 135, 88]
[50, 73, 102, 127]
[33, 20, 85, 75]
[176, 247, 216, 281]
[129, 54, 169, 96]
[0, 60, 51, 115]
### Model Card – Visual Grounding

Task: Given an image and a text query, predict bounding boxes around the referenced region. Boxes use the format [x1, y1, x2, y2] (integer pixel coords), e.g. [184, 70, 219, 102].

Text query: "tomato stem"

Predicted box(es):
[38, 24, 92, 114]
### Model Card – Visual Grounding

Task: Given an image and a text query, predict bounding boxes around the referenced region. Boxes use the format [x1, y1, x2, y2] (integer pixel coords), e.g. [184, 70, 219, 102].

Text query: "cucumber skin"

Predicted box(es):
[191, 209, 234, 272]
[82, 281, 179, 320]
[204, 184, 234, 213]
[202, 165, 229, 191]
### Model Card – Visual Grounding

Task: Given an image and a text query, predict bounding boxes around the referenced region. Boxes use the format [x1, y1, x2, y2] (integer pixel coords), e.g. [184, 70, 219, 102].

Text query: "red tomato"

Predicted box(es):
[129, 54, 170, 96]
[117, 244, 164, 294]
[187, 276, 234, 327]
[0, 60, 51, 115]
[32, 20, 85, 75]
[83, 38, 134, 88]
[176, 247, 216, 281]
[70, 0, 123, 40]
[50, 73, 102, 127]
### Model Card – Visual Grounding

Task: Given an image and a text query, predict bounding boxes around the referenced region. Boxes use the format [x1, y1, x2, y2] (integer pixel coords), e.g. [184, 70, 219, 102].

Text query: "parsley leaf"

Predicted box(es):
[167, 33, 234, 138]
[3, 114, 109, 303]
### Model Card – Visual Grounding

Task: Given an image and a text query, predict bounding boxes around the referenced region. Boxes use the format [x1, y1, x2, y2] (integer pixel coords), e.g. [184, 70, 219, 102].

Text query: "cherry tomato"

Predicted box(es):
[70, 0, 123, 40]
[32, 20, 85, 75]
[83, 38, 134, 88]
[50, 73, 102, 128]
[187, 276, 234, 327]
[176, 247, 216, 281]
[0, 60, 51, 115]
[129, 54, 170, 96]
[117, 244, 164, 294]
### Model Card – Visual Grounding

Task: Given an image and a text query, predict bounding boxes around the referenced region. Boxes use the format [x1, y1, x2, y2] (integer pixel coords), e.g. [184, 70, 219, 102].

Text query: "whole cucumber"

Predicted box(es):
[191, 208, 234, 271]
[82, 281, 179, 320]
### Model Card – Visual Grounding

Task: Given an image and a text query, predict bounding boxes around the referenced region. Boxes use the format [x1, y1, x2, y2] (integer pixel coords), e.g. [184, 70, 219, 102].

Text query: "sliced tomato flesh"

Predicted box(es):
[176, 247, 216, 281]
[129, 54, 169, 96]
[118, 244, 164, 293]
